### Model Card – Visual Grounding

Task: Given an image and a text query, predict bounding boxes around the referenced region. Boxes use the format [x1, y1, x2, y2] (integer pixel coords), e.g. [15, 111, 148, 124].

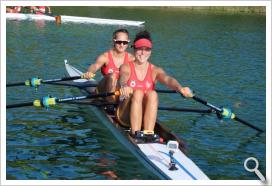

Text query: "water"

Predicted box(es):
[6, 7, 266, 180]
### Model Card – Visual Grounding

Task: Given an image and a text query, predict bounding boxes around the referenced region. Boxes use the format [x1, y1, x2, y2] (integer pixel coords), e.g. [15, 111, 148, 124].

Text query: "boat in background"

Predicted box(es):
[6, 13, 145, 26]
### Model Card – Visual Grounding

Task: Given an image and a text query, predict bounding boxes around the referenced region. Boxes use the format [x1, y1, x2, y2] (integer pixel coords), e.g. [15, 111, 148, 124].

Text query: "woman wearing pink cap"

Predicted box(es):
[117, 30, 193, 139]
[83, 29, 134, 102]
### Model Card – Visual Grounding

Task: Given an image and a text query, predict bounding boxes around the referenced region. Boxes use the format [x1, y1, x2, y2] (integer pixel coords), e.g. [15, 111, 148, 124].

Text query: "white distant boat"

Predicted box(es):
[6, 13, 145, 26]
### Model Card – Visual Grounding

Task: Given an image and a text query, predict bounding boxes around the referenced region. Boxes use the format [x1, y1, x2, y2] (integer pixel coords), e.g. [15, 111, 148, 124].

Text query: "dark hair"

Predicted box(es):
[113, 29, 129, 39]
[133, 30, 152, 43]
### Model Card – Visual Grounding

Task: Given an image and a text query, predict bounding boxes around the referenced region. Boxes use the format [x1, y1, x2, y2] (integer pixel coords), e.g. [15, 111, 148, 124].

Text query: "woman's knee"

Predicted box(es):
[146, 90, 158, 102]
[105, 74, 117, 82]
[131, 90, 144, 103]
[100, 74, 117, 90]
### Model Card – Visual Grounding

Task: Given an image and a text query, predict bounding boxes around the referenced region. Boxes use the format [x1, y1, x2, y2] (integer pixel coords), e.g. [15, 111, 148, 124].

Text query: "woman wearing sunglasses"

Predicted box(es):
[117, 30, 193, 139]
[83, 29, 134, 102]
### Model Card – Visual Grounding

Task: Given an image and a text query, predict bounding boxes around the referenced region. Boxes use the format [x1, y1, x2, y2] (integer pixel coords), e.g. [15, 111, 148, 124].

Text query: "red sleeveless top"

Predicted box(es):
[127, 62, 155, 92]
[14, 6, 22, 13]
[101, 51, 129, 79]
[35, 6, 46, 15]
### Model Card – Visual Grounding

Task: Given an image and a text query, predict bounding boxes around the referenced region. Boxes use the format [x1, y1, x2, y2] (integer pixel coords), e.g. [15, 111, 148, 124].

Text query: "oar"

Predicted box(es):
[155, 88, 264, 133]
[7, 91, 120, 109]
[158, 106, 212, 113]
[6, 75, 94, 88]
[192, 95, 264, 133]
[64, 101, 212, 114]
[156, 89, 177, 93]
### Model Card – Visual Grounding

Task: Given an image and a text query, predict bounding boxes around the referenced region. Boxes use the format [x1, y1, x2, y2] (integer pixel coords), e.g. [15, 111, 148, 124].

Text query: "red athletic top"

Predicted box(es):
[101, 51, 129, 79]
[14, 6, 22, 13]
[35, 6, 46, 15]
[127, 62, 155, 92]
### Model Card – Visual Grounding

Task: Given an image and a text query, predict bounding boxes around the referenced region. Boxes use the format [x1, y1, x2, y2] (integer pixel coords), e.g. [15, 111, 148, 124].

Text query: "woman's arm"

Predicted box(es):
[83, 53, 107, 79]
[155, 67, 193, 97]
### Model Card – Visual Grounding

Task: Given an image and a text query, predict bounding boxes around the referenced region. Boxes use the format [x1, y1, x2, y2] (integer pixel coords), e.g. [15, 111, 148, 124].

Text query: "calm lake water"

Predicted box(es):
[6, 7, 266, 180]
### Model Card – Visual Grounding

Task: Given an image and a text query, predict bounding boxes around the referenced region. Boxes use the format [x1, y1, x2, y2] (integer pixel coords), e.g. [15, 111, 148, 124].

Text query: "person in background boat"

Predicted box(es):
[30, 6, 52, 15]
[117, 30, 193, 138]
[6, 6, 22, 13]
[82, 29, 134, 102]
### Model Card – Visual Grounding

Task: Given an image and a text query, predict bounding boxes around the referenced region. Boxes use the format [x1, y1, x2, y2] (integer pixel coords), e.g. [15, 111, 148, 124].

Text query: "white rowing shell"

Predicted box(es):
[138, 143, 209, 180]
[65, 60, 210, 180]
[6, 13, 145, 26]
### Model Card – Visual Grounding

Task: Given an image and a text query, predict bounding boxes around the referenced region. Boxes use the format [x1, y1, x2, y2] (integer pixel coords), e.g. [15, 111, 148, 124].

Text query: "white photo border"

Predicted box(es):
[1, 1, 271, 185]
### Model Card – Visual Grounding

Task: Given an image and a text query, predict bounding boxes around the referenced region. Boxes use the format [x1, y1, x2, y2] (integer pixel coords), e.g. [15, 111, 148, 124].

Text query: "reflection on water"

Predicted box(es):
[6, 7, 265, 180]
[7, 106, 157, 180]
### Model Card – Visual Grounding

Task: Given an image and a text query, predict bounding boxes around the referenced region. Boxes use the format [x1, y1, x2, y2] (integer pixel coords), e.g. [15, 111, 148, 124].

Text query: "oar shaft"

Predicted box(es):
[158, 106, 212, 113]
[7, 102, 33, 109]
[156, 89, 177, 93]
[6, 82, 26, 87]
[57, 92, 117, 103]
[42, 76, 81, 83]
[234, 116, 264, 133]
[193, 96, 222, 112]
[65, 101, 212, 114]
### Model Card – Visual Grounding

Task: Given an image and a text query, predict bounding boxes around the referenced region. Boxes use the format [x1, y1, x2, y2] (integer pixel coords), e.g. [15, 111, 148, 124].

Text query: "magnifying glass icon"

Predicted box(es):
[244, 157, 265, 182]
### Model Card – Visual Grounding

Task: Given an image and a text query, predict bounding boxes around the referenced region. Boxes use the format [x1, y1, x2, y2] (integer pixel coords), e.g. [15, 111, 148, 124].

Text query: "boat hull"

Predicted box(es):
[64, 60, 209, 180]
[6, 13, 144, 26]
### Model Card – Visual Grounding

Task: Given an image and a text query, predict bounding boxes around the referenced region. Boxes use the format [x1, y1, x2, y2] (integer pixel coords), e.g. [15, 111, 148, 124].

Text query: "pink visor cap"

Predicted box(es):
[134, 38, 152, 49]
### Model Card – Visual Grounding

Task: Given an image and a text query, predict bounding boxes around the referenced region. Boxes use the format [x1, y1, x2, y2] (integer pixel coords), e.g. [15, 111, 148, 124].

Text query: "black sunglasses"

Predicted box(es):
[114, 40, 129, 45]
